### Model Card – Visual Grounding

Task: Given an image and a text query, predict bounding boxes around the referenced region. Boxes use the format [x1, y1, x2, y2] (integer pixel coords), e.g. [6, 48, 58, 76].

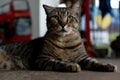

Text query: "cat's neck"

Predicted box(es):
[45, 31, 82, 44]
[44, 31, 82, 50]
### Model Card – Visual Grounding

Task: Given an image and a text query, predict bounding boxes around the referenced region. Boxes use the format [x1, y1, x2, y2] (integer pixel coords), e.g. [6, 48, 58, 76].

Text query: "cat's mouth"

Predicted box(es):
[58, 28, 72, 36]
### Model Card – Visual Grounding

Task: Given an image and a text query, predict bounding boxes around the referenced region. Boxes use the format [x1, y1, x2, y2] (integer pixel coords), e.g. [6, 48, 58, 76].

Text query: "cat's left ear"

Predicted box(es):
[70, 1, 80, 16]
[43, 5, 55, 15]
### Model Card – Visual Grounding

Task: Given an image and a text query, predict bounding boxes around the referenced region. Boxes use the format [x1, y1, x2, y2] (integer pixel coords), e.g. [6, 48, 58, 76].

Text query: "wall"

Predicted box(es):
[28, 0, 39, 39]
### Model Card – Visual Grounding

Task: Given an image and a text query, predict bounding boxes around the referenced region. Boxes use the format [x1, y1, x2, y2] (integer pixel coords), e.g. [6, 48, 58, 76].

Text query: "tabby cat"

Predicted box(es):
[0, 4, 117, 72]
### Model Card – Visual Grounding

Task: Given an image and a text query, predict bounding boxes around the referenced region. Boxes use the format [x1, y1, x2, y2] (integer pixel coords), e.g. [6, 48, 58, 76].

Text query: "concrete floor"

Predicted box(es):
[0, 59, 120, 80]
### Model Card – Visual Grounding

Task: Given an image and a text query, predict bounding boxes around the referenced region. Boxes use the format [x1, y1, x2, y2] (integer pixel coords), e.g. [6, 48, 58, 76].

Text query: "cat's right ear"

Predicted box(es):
[43, 5, 54, 15]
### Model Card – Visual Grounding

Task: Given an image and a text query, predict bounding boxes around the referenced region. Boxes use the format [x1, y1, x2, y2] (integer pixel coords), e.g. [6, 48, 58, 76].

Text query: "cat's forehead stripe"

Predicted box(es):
[56, 8, 68, 15]
[57, 8, 67, 12]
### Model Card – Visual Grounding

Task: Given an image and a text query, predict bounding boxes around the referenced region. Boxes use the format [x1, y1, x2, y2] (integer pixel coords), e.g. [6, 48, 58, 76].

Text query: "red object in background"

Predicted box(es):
[0, 0, 31, 45]
[85, 0, 94, 57]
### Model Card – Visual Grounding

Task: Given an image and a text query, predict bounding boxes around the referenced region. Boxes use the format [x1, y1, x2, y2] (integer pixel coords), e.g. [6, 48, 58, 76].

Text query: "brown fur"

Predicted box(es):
[0, 49, 15, 70]
[0, 4, 117, 72]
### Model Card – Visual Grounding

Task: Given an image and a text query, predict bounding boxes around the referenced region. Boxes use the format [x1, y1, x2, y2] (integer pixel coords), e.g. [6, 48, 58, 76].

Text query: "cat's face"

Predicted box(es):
[43, 5, 79, 36]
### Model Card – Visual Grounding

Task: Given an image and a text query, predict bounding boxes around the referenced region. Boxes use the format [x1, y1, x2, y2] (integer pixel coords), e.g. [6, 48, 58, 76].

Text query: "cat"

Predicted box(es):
[0, 4, 117, 72]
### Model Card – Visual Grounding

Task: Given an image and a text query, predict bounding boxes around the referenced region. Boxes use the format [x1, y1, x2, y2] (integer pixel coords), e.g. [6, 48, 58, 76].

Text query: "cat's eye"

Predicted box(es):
[50, 17, 58, 25]
[68, 16, 74, 22]
[53, 15, 59, 19]
[69, 16, 73, 19]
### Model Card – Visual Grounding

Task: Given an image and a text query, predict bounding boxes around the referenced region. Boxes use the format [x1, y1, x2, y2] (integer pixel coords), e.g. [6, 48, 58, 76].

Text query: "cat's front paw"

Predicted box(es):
[65, 63, 81, 72]
[105, 64, 117, 72]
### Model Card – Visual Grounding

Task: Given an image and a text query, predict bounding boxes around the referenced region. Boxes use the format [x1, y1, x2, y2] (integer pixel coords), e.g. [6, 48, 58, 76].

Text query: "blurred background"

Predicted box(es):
[0, 0, 120, 59]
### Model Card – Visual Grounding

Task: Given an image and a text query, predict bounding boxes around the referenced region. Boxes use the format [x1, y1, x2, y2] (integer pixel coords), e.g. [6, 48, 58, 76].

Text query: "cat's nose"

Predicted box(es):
[59, 17, 67, 28]
[61, 22, 67, 28]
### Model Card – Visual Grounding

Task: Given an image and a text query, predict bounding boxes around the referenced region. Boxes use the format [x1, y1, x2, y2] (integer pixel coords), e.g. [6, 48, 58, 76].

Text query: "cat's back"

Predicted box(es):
[0, 37, 44, 56]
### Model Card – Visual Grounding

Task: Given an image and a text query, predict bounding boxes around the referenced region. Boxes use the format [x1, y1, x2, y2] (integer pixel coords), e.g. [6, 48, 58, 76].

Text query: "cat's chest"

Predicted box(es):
[57, 49, 78, 59]
[45, 38, 82, 61]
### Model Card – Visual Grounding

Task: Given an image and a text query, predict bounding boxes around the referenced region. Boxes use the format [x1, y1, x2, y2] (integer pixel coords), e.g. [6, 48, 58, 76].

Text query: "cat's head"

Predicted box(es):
[43, 4, 80, 36]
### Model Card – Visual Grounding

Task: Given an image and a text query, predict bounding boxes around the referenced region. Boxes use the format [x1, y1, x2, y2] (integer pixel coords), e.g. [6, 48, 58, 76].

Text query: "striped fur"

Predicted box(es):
[0, 5, 117, 72]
